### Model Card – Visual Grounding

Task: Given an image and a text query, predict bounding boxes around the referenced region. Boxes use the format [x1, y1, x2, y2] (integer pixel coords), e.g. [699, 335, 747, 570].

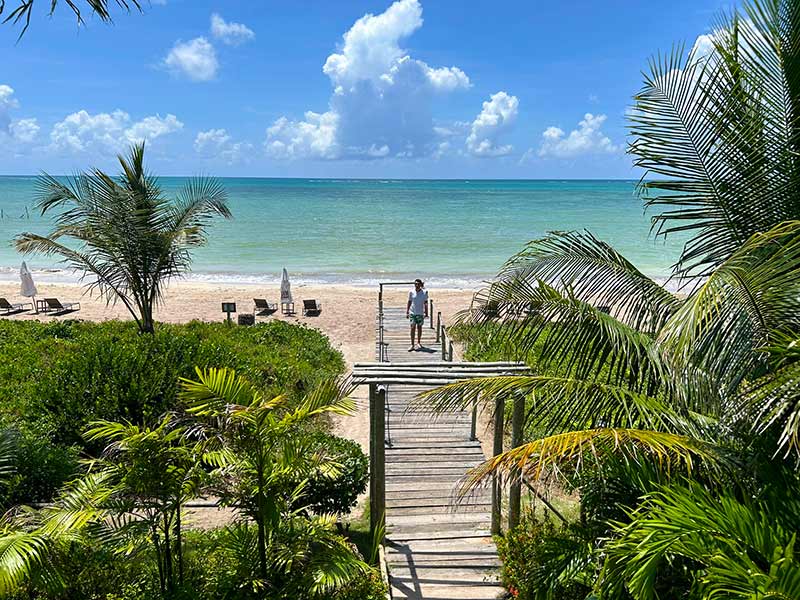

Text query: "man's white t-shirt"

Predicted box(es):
[408, 289, 428, 315]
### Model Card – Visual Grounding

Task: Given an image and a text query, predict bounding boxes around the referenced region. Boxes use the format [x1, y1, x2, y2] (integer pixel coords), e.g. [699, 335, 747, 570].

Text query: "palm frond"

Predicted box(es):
[417, 375, 700, 438]
[603, 482, 800, 600]
[658, 220, 800, 400]
[0, 527, 51, 594]
[488, 230, 680, 332]
[629, 2, 800, 279]
[459, 429, 722, 494]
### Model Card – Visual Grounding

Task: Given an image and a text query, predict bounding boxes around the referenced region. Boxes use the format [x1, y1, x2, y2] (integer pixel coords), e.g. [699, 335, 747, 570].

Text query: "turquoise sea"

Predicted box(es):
[0, 177, 684, 288]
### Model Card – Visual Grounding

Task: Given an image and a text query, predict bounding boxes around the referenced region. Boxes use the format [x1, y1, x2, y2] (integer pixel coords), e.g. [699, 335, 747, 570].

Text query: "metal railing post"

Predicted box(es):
[491, 396, 505, 535]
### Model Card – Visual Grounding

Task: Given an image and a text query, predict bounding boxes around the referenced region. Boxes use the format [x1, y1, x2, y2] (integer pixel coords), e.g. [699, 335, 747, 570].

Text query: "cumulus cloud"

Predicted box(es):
[0, 84, 19, 132]
[466, 91, 518, 157]
[164, 37, 218, 81]
[10, 118, 39, 143]
[210, 13, 255, 45]
[0, 85, 40, 145]
[265, 0, 470, 160]
[537, 113, 618, 158]
[49, 110, 183, 153]
[194, 127, 251, 163]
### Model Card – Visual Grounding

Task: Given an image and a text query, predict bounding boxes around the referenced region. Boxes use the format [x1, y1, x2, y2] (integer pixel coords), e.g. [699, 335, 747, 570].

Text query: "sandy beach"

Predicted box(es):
[0, 280, 477, 456]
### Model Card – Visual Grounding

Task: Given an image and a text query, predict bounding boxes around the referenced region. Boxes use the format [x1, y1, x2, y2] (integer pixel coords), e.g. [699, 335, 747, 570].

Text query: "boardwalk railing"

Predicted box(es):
[377, 282, 439, 363]
[354, 360, 530, 539]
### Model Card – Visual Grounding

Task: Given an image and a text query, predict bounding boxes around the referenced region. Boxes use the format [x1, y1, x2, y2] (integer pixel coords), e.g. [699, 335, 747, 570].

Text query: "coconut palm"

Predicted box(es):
[1, 0, 141, 39]
[15, 143, 231, 334]
[421, 0, 800, 596]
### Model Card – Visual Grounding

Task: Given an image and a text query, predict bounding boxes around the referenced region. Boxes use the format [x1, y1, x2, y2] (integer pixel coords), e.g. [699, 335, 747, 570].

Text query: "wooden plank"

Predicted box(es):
[374, 299, 505, 600]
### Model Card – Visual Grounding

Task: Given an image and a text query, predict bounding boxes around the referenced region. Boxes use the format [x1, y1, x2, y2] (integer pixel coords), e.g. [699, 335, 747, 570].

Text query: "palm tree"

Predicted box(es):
[421, 0, 800, 596]
[15, 143, 231, 334]
[179, 367, 368, 591]
[1, 0, 141, 39]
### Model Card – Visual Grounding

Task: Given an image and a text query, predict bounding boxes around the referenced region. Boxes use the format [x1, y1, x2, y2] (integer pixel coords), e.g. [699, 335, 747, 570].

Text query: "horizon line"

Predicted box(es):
[0, 174, 640, 182]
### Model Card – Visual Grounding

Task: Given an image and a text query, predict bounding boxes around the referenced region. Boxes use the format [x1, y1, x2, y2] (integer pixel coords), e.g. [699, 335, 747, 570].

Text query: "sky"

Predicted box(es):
[1, 0, 732, 178]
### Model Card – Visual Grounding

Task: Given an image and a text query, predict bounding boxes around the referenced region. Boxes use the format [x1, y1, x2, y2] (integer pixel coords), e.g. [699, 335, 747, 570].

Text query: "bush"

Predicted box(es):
[8, 527, 388, 600]
[495, 511, 592, 600]
[299, 432, 369, 517]
[0, 319, 344, 506]
[0, 319, 344, 450]
[0, 426, 79, 510]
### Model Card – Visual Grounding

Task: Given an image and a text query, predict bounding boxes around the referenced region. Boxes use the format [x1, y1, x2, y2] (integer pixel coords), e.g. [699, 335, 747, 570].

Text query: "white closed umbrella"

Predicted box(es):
[20, 261, 38, 313]
[280, 268, 293, 314]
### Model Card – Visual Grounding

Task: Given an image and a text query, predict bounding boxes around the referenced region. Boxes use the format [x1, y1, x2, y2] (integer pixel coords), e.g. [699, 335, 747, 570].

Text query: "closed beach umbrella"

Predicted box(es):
[280, 268, 293, 305]
[20, 261, 38, 313]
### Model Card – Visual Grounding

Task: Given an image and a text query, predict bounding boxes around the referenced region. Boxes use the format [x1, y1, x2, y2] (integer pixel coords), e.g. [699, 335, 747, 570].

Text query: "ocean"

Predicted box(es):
[0, 177, 684, 288]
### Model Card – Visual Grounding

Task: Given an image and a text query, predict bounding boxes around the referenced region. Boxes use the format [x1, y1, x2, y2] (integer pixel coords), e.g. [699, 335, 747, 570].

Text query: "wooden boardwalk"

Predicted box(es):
[377, 306, 505, 600]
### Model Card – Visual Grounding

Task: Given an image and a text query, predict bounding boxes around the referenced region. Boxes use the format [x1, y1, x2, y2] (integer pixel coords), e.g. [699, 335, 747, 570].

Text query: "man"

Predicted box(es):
[406, 279, 428, 351]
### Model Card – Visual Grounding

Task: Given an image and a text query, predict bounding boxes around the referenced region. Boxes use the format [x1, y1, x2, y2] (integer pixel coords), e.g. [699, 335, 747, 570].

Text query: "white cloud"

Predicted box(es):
[210, 13, 255, 45]
[0, 85, 40, 145]
[126, 114, 183, 143]
[537, 113, 618, 158]
[0, 84, 19, 132]
[10, 118, 39, 143]
[50, 110, 183, 153]
[195, 127, 251, 164]
[266, 112, 339, 160]
[164, 37, 218, 81]
[195, 128, 231, 152]
[266, 0, 470, 160]
[466, 91, 518, 157]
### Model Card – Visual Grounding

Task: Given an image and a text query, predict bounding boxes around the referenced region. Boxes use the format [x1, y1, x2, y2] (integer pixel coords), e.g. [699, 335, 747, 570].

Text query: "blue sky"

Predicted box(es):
[1, 0, 730, 178]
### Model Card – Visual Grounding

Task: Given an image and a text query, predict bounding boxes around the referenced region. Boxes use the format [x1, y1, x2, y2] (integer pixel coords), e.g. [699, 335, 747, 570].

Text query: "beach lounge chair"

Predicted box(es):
[302, 299, 322, 316]
[43, 298, 80, 314]
[0, 298, 31, 315]
[253, 298, 278, 316]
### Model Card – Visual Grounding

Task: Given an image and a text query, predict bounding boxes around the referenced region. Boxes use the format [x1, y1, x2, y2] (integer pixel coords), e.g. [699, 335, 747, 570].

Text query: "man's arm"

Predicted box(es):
[424, 292, 429, 317]
[406, 293, 412, 316]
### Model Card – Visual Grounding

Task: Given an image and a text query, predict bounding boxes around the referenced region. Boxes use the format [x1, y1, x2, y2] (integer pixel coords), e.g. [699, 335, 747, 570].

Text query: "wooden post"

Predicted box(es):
[369, 384, 386, 538]
[429, 299, 434, 329]
[508, 394, 525, 529]
[470, 399, 477, 441]
[435, 312, 442, 343]
[491, 396, 505, 535]
[441, 327, 447, 360]
[448, 340, 454, 362]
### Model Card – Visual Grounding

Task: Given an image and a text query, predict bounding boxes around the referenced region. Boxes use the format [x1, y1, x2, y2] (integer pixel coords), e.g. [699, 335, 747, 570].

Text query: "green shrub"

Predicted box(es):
[496, 511, 592, 600]
[0, 319, 344, 450]
[0, 426, 79, 510]
[298, 432, 369, 517]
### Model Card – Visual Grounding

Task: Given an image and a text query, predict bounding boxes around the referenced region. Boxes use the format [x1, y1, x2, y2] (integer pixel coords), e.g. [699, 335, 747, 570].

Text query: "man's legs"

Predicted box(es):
[416, 322, 423, 346]
[409, 321, 416, 350]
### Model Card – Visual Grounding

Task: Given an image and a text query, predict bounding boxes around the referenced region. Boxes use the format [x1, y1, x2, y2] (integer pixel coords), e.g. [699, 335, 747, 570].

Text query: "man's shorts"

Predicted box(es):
[409, 314, 425, 326]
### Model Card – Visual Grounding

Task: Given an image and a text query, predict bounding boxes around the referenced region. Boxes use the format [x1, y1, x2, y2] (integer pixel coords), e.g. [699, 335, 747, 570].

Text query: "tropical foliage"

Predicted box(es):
[0, 370, 380, 599]
[425, 0, 800, 597]
[15, 143, 230, 334]
[0, 319, 345, 509]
